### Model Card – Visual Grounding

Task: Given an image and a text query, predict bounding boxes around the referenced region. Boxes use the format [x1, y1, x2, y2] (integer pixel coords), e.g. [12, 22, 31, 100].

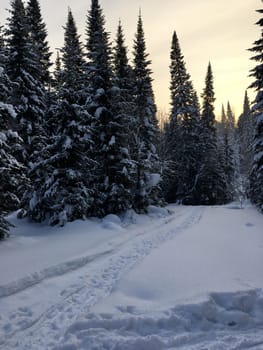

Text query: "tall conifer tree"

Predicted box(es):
[86, 0, 117, 216]
[217, 104, 235, 200]
[0, 36, 25, 212]
[227, 101, 239, 197]
[132, 12, 161, 211]
[110, 21, 137, 212]
[226, 101, 235, 132]
[249, 7, 263, 210]
[53, 50, 63, 90]
[6, 0, 47, 167]
[201, 63, 216, 133]
[86, 0, 140, 215]
[86, 0, 112, 104]
[0, 25, 25, 237]
[26, 0, 52, 86]
[165, 31, 201, 203]
[238, 91, 254, 179]
[197, 63, 228, 204]
[27, 9, 94, 225]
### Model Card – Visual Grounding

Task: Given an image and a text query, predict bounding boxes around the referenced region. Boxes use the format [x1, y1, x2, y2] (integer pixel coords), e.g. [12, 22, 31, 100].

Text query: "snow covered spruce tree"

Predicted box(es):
[6, 0, 47, 168]
[53, 50, 63, 90]
[164, 31, 202, 204]
[238, 91, 254, 180]
[226, 101, 236, 134]
[27, 9, 95, 225]
[132, 12, 161, 211]
[0, 79, 20, 239]
[86, 0, 138, 215]
[197, 63, 228, 204]
[46, 50, 63, 137]
[158, 115, 177, 203]
[110, 20, 138, 211]
[217, 103, 235, 200]
[26, 0, 52, 86]
[227, 101, 241, 198]
[249, 8, 263, 211]
[0, 26, 25, 237]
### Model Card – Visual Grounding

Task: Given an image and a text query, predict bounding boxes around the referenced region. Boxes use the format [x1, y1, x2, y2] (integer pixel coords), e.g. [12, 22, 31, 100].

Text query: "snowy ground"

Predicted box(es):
[0, 203, 263, 349]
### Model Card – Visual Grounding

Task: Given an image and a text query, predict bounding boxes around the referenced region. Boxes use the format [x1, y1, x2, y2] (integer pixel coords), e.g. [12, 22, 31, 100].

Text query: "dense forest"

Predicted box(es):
[0, 0, 262, 239]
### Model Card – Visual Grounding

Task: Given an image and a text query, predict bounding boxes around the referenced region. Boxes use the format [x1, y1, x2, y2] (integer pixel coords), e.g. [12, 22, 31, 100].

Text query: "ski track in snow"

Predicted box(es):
[0, 206, 204, 349]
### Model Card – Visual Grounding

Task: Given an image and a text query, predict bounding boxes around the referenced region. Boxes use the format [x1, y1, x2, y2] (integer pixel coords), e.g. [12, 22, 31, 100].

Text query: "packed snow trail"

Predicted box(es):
[0, 205, 204, 349]
[57, 204, 263, 350]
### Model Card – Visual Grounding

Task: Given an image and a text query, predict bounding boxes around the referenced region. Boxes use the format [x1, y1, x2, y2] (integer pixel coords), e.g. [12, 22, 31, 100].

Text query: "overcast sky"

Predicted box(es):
[0, 0, 261, 118]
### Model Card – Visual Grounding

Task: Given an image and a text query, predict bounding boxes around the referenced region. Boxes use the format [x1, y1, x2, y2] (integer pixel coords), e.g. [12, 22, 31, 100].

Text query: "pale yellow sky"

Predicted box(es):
[0, 0, 261, 119]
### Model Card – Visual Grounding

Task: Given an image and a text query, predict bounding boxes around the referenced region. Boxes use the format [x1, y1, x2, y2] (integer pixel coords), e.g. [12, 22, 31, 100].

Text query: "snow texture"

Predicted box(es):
[147, 173, 161, 189]
[0, 102, 17, 119]
[109, 135, 115, 146]
[0, 204, 263, 349]
[95, 106, 106, 119]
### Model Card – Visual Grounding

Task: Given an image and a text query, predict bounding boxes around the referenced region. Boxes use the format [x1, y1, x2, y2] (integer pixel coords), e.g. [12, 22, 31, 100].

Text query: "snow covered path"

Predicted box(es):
[0, 204, 263, 349]
[0, 205, 202, 349]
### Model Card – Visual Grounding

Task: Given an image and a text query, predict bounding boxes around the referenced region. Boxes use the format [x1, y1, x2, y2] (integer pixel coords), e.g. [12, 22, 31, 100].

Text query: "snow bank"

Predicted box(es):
[147, 205, 170, 218]
[56, 289, 263, 350]
[101, 214, 123, 230]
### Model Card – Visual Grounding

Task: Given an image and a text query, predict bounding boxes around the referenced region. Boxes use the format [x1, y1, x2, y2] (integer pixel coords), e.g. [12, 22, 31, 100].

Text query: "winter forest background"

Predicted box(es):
[0, 0, 263, 239]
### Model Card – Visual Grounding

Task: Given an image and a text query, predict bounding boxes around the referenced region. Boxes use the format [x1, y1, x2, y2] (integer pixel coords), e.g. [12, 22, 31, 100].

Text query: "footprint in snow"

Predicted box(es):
[18, 307, 33, 317]
[245, 222, 254, 227]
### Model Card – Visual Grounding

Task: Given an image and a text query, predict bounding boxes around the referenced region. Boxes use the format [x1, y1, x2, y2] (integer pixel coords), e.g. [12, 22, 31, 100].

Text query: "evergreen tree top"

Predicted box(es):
[60, 8, 86, 96]
[202, 62, 215, 103]
[133, 12, 152, 79]
[26, 0, 52, 84]
[170, 31, 185, 82]
[26, 0, 48, 42]
[243, 90, 250, 115]
[170, 31, 187, 73]
[170, 31, 191, 86]
[63, 9, 83, 59]
[201, 62, 216, 132]
[227, 101, 235, 128]
[114, 20, 129, 79]
[238, 91, 251, 130]
[6, 0, 40, 81]
[85, 0, 112, 91]
[86, 0, 106, 54]
[169, 31, 197, 120]
[6, 0, 29, 78]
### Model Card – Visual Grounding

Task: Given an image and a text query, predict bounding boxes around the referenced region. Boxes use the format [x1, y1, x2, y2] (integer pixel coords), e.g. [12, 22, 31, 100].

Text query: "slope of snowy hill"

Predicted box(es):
[0, 203, 263, 349]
